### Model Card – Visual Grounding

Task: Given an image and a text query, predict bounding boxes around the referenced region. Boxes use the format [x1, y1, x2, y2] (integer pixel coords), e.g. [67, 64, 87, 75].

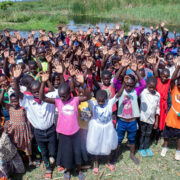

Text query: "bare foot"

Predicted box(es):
[130, 153, 140, 165]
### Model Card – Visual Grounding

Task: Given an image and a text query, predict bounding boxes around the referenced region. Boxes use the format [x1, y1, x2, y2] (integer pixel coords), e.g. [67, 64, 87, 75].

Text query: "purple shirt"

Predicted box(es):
[113, 78, 146, 96]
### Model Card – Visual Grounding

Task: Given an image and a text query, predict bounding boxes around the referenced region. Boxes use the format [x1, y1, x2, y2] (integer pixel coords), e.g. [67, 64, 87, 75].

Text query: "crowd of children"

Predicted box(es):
[0, 22, 180, 179]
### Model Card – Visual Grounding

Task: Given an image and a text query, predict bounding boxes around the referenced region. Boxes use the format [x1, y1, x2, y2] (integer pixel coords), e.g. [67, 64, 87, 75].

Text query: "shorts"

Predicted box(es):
[163, 125, 180, 139]
[117, 118, 137, 145]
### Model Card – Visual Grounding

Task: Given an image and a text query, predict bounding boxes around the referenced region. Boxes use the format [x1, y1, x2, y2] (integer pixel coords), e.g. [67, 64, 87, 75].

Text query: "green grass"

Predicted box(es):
[0, 0, 180, 32]
[13, 139, 180, 180]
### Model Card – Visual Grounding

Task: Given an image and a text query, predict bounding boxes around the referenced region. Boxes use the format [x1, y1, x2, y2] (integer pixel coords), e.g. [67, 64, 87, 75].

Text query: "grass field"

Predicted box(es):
[0, 0, 180, 31]
[12, 139, 180, 180]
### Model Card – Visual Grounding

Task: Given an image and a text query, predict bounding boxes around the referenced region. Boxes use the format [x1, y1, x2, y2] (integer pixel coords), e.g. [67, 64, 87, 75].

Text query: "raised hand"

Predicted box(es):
[130, 60, 138, 71]
[31, 30, 36, 36]
[22, 38, 27, 47]
[161, 22, 165, 27]
[40, 72, 49, 82]
[75, 48, 81, 56]
[8, 55, 15, 65]
[4, 49, 9, 58]
[69, 64, 76, 77]
[108, 49, 115, 55]
[84, 41, 90, 50]
[13, 65, 22, 79]
[31, 47, 36, 56]
[103, 48, 108, 55]
[15, 32, 21, 41]
[86, 58, 93, 69]
[128, 46, 134, 54]
[53, 61, 63, 74]
[150, 25, 154, 31]
[64, 61, 70, 69]
[27, 37, 34, 46]
[147, 56, 156, 64]
[10, 36, 17, 44]
[121, 56, 130, 67]
[45, 52, 53, 63]
[4, 30, 9, 37]
[148, 35, 152, 42]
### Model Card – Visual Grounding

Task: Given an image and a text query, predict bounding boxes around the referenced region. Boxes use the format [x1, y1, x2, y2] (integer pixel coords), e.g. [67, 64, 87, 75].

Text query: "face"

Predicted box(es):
[153, 49, 160, 57]
[139, 68, 145, 78]
[29, 64, 37, 75]
[166, 54, 174, 66]
[125, 78, 135, 93]
[81, 61, 87, 73]
[58, 88, 71, 102]
[147, 81, 156, 95]
[0, 76, 8, 89]
[20, 50, 27, 60]
[31, 84, 40, 99]
[102, 74, 111, 86]
[160, 71, 170, 83]
[53, 76, 60, 88]
[10, 97, 19, 109]
[97, 97, 106, 107]
[37, 47, 45, 58]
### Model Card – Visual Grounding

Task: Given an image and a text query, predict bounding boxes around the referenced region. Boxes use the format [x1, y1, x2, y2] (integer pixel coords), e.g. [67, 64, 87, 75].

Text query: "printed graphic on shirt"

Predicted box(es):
[80, 107, 92, 121]
[122, 95, 133, 119]
[141, 102, 148, 112]
[62, 104, 75, 115]
[104, 88, 112, 99]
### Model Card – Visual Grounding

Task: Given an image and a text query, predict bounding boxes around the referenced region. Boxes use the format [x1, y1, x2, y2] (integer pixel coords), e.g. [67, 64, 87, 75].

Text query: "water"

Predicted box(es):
[7, 19, 179, 39]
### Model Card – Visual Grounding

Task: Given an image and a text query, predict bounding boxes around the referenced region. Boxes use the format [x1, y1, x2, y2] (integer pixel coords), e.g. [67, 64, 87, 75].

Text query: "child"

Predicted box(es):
[139, 76, 160, 156]
[39, 72, 91, 180]
[161, 64, 180, 160]
[0, 126, 25, 178]
[13, 66, 57, 179]
[0, 91, 33, 166]
[153, 60, 171, 139]
[86, 85, 124, 175]
[100, 70, 117, 126]
[116, 65, 146, 164]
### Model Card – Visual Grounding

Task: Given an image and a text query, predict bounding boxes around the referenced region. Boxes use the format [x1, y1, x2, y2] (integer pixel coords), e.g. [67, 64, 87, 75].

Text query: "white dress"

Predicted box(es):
[86, 96, 118, 155]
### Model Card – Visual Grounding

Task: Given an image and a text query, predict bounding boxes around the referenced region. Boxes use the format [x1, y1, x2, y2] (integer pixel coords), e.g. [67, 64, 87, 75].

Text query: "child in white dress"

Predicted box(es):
[86, 85, 124, 175]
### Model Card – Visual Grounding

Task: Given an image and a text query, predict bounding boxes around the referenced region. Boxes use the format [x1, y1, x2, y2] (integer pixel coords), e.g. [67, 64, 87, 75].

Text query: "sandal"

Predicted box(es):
[63, 173, 71, 180]
[58, 166, 65, 173]
[92, 167, 99, 175]
[44, 170, 52, 179]
[78, 173, 85, 180]
[105, 163, 116, 171]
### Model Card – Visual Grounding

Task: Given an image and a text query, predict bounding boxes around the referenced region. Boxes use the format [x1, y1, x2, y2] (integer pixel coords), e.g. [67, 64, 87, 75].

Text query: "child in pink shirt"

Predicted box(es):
[40, 73, 90, 180]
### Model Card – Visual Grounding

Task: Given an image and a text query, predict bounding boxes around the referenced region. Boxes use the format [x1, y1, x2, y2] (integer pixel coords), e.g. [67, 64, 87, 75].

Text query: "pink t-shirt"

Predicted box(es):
[55, 97, 80, 135]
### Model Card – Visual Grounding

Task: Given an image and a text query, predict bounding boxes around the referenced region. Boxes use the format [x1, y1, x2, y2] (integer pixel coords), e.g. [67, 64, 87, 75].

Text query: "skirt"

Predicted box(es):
[4, 121, 32, 156]
[86, 119, 118, 155]
[56, 130, 82, 170]
[0, 153, 25, 177]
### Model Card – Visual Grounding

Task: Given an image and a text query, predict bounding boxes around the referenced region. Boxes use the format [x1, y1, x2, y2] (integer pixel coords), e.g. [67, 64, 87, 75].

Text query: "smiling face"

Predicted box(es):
[160, 70, 170, 83]
[10, 96, 19, 109]
[30, 82, 40, 99]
